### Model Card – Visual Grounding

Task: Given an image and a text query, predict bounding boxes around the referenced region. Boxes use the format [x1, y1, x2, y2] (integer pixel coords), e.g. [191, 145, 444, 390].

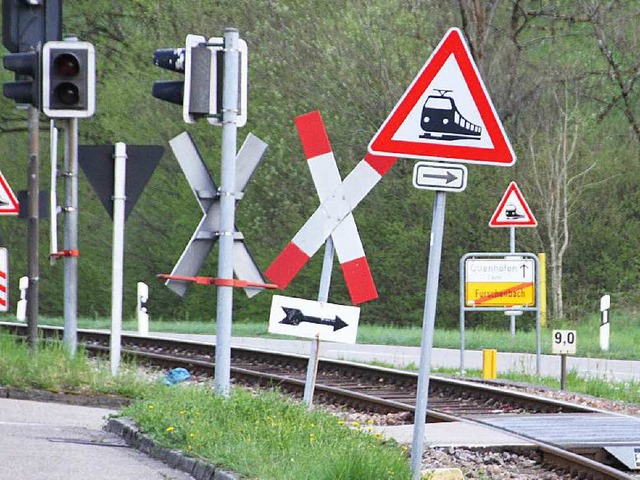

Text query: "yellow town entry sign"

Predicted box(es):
[464, 257, 536, 307]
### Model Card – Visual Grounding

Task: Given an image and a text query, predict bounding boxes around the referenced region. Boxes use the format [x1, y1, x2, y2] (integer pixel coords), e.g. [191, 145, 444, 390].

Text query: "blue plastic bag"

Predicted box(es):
[164, 368, 191, 386]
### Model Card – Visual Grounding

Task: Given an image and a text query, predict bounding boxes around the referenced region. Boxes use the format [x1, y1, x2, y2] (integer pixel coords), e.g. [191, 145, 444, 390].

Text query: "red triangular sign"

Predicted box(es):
[0, 170, 19, 216]
[489, 182, 537, 228]
[368, 27, 515, 166]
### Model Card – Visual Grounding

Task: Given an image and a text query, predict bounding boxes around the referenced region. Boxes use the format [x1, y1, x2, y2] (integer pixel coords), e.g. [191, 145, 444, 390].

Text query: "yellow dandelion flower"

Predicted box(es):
[147, 404, 154, 409]
[166, 426, 175, 432]
[337, 420, 345, 425]
[367, 419, 374, 425]
[351, 421, 360, 427]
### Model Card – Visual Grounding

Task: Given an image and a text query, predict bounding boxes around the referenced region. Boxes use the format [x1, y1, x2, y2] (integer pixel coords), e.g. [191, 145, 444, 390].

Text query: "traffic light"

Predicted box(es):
[151, 47, 186, 105]
[42, 41, 95, 118]
[153, 34, 220, 123]
[182, 34, 217, 124]
[152, 34, 248, 126]
[2, 50, 40, 106]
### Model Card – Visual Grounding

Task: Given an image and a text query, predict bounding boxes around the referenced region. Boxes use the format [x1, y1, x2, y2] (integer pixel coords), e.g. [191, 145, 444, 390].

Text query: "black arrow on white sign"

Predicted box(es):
[280, 307, 349, 331]
[421, 171, 457, 184]
[412, 161, 467, 192]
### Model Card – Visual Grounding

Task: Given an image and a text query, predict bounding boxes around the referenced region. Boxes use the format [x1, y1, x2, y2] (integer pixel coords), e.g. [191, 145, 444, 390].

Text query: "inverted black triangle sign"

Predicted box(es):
[79, 145, 164, 220]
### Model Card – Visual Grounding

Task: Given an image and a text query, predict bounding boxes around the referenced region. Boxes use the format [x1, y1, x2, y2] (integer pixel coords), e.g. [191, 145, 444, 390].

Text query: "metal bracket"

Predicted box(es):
[49, 249, 79, 259]
[156, 273, 278, 290]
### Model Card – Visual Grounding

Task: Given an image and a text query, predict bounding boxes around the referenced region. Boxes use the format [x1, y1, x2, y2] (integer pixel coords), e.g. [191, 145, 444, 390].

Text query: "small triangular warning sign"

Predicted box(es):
[489, 182, 537, 228]
[0, 170, 19, 216]
[368, 27, 515, 166]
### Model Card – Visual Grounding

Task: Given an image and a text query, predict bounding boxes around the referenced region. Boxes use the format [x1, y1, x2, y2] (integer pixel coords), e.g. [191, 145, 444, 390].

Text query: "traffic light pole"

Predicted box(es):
[62, 118, 78, 355]
[214, 28, 240, 397]
[26, 105, 40, 348]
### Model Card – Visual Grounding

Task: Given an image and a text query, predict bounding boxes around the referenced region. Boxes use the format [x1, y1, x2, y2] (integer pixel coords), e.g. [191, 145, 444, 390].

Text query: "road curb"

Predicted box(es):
[105, 417, 239, 480]
[0, 385, 131, 408]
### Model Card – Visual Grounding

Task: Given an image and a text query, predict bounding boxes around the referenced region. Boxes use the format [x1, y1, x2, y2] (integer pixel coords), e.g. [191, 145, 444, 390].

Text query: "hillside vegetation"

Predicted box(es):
[0, 1, 638, 328]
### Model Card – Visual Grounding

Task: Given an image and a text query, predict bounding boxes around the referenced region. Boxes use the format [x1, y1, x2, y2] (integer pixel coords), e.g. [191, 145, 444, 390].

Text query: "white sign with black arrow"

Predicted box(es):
[412, 161, 467, 192]
[268, 295, 360, 344]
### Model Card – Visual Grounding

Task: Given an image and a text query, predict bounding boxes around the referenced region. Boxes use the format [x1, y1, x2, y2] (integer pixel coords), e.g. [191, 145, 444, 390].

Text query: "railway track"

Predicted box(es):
[2, 323, 638, 480]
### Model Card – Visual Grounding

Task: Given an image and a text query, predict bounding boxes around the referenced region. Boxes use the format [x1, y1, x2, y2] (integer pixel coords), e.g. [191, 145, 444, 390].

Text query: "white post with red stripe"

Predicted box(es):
[0, 248, 7, 312]
[266, 111, 397, 304]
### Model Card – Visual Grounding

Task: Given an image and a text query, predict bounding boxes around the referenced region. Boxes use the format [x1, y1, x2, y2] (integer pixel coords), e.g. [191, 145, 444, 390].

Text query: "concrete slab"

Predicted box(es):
[374, 421, 535, 447]
[0, 397, 195, 480]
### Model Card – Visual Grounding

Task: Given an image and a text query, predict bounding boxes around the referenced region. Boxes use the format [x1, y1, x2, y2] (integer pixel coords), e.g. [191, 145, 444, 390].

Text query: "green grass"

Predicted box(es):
[122, 386, 411, 480]
[0, 332, 151, 398]
[0, 331, 412, 479]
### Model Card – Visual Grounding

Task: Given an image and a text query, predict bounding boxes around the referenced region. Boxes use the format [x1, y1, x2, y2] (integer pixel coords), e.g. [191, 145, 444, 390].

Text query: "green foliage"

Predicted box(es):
[0, 1, 639, 326]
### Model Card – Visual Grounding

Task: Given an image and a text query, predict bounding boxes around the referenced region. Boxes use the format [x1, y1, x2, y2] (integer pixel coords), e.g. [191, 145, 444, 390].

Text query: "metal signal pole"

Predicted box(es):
[62, 118, 79, 356]
[214, 28, 240, 396]
[26, 105, 40, 348]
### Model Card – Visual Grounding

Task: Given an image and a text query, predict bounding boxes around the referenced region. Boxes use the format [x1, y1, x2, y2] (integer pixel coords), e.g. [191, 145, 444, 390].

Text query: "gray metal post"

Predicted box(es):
[26, 105, 40, 348]
[317, 238, 334, 303]
[535, 262, 541, 375]
[509, 227, 516, 337]
[62, 118, 79, 355]
[459, 255, 465, 375]
[214, 28, 240, 397]
[110, 142, 127, 375]
[303, 238, 334, 407]
[411, 191, 447, 480]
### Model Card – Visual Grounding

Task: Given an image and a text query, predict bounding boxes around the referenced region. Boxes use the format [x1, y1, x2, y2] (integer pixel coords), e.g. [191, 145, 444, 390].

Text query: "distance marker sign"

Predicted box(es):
[465, 257, 535, 307]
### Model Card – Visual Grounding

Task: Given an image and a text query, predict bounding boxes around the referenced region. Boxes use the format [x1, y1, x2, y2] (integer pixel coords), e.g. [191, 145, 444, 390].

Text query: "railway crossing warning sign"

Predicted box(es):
[265, 111, 386, 305]
[489, 181, 537, 228]
[0, 171, 19, 216]
[368, 27, 515, 166]
[166, 131, 268, 298]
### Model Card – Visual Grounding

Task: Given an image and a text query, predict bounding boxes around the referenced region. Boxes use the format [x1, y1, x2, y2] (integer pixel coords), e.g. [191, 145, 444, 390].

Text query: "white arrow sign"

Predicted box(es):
[268, 294, 360, 343]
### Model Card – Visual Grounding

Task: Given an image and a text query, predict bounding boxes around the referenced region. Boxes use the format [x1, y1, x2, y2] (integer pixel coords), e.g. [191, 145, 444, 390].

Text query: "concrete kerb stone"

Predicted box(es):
[105, 417, 239, 480]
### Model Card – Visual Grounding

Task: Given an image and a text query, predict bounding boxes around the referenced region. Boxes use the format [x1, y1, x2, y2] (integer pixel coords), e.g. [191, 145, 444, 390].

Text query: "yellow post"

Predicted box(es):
[539, 253, 547, 328]
[482, 349, 497, 379]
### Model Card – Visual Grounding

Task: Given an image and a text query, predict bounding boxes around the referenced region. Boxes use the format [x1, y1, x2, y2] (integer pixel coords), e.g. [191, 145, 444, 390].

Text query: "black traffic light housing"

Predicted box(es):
[2, 0, 61, 53]
[153, 34, 222, 124]
[42, 41, 95, 118]
[2, 49, 40, 107]
[151, 47, 186, 105]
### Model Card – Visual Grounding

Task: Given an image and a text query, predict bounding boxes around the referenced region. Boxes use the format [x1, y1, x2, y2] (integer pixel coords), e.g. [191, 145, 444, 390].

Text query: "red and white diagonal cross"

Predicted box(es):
[265, 111, 397, 305]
